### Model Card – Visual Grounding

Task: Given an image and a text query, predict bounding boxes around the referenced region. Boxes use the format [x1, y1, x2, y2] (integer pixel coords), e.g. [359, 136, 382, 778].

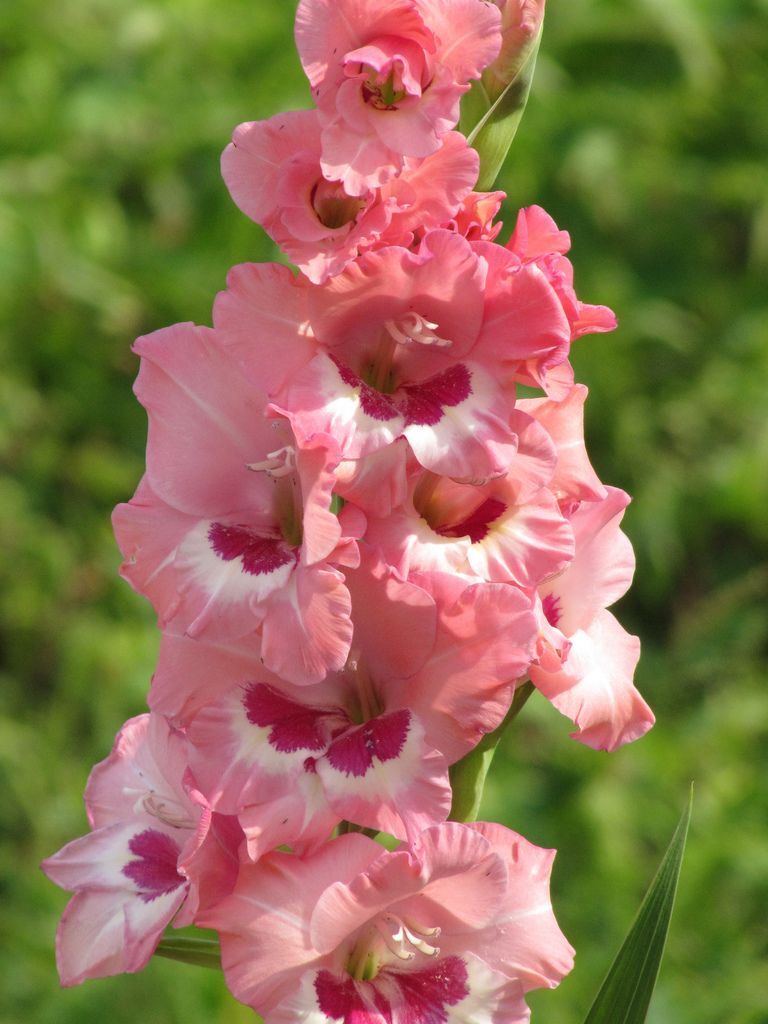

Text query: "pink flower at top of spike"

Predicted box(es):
[530, 487, 655, 749]
[182, 559, 534, 852]
[41, 714, 241, 986]
[112, 321, 356, 686]
[295, 0, 502, 195]
[221, 110, 480, 283]
[199, 821, 573, 1023]
[485, 1, 546, 98]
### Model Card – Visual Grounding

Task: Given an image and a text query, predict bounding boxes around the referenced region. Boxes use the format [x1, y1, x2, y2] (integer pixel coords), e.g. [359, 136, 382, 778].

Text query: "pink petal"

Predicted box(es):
[469, 822, 575, 991]
[318, 710, 452, 840]
[507, 205, 571, 262]
[334, 440, 410, 516]
[404, 582, 536, 761]
[344, 553, 437, 679]
[310, 823, 507, 955]
[383, 132, 479, 238]
[54, 884, 186, 986]
[198, 834, 382, 1011]
[277, 954, 525, 1024]
[417, 0, 502, 80]
[400, 361, 517, 482]
[150, 631, 269, 724]
[308, 231, 486, 366]
[221, 110, 321, 227]
[530, 609, 654, 751]
[465, 488, 574, 589]
[540, 486, 634, 636]
[260, 564, 353, 685]
[277, 352, 404, 460]
[295, 0, 433, 94]
[132, 322, 274, 517]
[84, 713, 193, 830]
[213, 261, 315, 395]
[517, 385, 607, 503]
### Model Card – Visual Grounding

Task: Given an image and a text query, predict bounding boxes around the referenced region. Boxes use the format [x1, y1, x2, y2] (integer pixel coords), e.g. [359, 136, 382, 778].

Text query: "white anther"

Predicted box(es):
[402, 923, 440, 957]
[246, 445, 297, 478]
[376, 914, 440, 960]
[384, 312, 452, 348]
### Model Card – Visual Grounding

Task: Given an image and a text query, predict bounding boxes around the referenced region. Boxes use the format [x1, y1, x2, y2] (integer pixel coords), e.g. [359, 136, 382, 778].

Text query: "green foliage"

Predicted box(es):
[1, 1, 766, 1022]
[582, 789, 692, 1024]
[461, 22, 542, 190]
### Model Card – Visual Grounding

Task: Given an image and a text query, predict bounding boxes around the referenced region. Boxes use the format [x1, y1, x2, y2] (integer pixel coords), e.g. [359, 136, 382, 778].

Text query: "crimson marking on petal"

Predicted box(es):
[208, 523, 297, 576]
[122, 828, 186, 904]
[243, 682, 348, 754]
[331, 355, 400, 422]
[315, 971, 393, 1023]
[313, 957, 469, 1024]
[398, 364, 472, 427]
[389, 957, 470, 1024]
[542, 592, 562, 628]
[325, 709, 410, 778]
[435, 498, 507, 544]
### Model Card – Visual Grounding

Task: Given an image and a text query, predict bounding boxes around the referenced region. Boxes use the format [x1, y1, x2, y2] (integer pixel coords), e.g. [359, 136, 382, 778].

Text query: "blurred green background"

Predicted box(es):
[1, 0, 766, 1021]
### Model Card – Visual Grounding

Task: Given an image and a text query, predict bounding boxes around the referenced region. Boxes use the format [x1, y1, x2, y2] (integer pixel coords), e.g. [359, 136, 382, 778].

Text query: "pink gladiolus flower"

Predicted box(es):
[295, 0, 502, 194]
[365, 412, 574, 590]
[112, 321, 355, 685]
[281, 229, 559, 484]
[41, 714, 241, 985]
[199, 821, 573, 1022]
[183, 561, 535, 851]
[530, 487, 655, 749]
[222, 111, 480, 283]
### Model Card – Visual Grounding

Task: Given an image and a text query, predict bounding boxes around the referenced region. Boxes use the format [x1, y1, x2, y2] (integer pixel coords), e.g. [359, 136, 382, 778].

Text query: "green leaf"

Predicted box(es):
[154, 935, 222, 971]
[449, 682, 534, 822]
[459, 23, 543, 191]
[582, 786, 693, 1024]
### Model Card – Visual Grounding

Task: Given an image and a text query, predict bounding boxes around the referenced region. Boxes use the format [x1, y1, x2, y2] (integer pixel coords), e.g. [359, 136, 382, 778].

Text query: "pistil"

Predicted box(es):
[141, 793, 197, 831]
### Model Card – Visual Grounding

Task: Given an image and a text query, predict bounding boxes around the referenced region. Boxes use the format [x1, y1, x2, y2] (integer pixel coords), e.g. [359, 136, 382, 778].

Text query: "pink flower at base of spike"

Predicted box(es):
[42, 0, 655, 1018]
[199, 822, 574, 1023]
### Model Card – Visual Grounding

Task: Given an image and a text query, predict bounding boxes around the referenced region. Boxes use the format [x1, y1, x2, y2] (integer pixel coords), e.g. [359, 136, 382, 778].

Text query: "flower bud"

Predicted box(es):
[485, 0, 546, 102]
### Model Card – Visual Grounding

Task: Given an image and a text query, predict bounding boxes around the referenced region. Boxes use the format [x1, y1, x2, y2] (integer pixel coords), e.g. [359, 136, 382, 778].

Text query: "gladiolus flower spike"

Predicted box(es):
[43, 3, 654, 1022]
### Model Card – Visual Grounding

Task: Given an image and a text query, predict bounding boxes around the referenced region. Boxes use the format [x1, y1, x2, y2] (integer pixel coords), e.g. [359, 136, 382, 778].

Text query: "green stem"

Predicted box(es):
[448, 681, 534, 823]
[155, 935, 221, 970]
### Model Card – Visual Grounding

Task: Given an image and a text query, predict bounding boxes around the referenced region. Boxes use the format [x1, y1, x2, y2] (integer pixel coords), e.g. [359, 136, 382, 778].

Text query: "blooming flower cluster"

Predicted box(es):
[43, 1, 655, 1020]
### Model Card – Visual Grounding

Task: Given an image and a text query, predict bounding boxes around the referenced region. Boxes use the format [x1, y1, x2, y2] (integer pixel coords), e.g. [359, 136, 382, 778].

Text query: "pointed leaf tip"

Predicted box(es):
[582, 786, 693, 1024]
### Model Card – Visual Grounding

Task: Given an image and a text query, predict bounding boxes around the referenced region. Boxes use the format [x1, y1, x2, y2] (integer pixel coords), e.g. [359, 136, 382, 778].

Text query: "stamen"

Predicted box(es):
[402, 923, 441, 957]
[377, 914, 441, 959]
[385, 312, 452, 348]
[246, 445, 297, 478]
[376, 917, 415, 961]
